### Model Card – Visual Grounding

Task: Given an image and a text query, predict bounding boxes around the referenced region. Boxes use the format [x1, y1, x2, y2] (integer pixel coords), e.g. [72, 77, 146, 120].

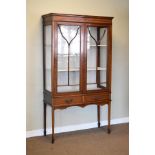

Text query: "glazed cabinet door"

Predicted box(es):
[86, 25, 110, 91]
[54, 23, 83, 94]
[44, 25, 52, 92]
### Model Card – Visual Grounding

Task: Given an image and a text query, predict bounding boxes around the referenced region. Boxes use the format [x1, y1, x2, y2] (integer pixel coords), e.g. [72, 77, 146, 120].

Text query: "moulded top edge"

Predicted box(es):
[42, 13, 114, 20]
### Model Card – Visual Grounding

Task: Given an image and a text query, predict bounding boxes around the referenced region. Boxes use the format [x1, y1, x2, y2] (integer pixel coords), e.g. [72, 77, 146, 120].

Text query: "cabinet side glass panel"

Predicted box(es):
[45, 25, 52, 91]
[57, 25, 80, 92]
[87, 27, 107, 90]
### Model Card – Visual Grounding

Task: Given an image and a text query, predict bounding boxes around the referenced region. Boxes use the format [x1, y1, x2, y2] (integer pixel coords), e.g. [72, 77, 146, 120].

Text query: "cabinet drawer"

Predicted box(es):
[84, 94, 109, 104]
[53, 96, 82, 106]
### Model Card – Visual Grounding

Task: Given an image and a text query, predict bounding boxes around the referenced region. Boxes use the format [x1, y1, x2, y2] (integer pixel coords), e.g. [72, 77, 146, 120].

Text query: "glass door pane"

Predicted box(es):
[57, 25, 81, 92]
[45, 25, 51, 91]
[87, 26, 108, 90]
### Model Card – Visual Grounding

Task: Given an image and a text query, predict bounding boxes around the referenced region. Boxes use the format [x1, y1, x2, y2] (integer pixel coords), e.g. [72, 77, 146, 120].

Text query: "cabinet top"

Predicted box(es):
[42, 13, 114, 25]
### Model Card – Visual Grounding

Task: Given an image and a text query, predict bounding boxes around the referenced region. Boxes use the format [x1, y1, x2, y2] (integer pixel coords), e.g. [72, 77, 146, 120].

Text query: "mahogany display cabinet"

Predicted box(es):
[42, 13, 113, 143]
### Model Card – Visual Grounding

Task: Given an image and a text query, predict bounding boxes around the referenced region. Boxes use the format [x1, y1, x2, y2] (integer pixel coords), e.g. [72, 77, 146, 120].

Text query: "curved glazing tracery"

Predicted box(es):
[88, 27, 106, 45]
[58, 25, 80, 46]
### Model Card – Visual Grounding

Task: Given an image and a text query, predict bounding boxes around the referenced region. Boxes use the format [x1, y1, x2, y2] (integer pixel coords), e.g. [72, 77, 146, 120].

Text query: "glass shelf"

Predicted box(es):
[46, 67, 106, 72]
[88, 67, 106, 71]
[57, 53, 80, 57]
[58, 68, 80, 72]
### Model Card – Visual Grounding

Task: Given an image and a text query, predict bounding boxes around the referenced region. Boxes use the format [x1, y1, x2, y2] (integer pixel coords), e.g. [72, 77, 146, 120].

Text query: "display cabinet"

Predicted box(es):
[42, 13, 113, 143]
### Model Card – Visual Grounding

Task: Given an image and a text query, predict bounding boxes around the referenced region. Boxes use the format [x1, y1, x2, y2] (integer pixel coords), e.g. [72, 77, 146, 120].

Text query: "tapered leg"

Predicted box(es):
[97, 105, 100, 128]
[107, 102, 111, 134]
[44, 102, 46, 136]
[52, 108, 55, 143]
